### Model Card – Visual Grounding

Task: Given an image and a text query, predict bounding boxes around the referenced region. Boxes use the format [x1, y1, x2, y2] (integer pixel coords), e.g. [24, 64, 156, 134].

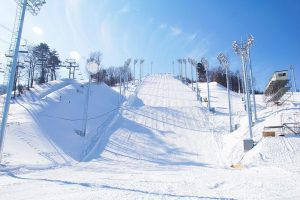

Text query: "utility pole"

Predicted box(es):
[0, 0, 46, 163]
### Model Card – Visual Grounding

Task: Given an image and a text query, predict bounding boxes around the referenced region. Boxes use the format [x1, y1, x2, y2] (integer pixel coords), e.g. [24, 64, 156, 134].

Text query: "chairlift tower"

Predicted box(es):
[218, 53, 233, 132]
[233, 36, 254, 143]
[0, 0, 46, 163]
[64, 59, 79, 79]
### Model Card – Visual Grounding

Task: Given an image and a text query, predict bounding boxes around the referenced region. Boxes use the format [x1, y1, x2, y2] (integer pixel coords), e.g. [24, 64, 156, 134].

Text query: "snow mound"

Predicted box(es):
[3, 79, 121, 167]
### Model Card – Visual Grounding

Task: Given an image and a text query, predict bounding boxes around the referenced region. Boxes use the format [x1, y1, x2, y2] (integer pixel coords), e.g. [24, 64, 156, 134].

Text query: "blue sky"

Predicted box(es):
[0, 0, 299, 90]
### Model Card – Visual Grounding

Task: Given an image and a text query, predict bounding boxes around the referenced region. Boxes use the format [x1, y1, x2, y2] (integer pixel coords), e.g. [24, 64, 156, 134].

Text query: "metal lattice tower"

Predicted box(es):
[0, 0, 46, 163]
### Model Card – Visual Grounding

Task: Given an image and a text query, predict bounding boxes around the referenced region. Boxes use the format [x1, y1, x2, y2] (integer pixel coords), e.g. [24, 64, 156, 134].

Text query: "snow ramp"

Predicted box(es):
[85, 74, 222, 167]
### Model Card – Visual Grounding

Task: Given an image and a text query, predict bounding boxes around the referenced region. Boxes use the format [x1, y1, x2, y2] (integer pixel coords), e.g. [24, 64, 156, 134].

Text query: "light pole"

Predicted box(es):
[177, 59, 183, 81]
[233, 36, 254, 144]
[133, 59, 138, 85]
[82, 61, 100, 137]
[188, 58, 194, 91]
[247, 36, 257, 122]
[290, 65, 297, 92]
[182, 59, 187, 84]
[0, 0, 46, 163]
[139, 59, 144, 82]
[124, 58, 131, 90]
[172, 61, 175, 75]
[201, 57, 211, 111]
[237, 71, 241, 94]
[192, 59, 200, 100]
[218, 53, 232, 132]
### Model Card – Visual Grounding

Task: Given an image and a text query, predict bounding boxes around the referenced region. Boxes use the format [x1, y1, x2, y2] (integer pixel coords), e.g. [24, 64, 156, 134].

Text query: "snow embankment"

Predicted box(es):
[3, 79, 121, 168]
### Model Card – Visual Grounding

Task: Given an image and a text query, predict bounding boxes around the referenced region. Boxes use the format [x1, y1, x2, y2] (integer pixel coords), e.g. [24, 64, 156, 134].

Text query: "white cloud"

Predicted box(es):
[70, 50, 81, 61]
[32, 26, 43, 36]
[170, 26, 182, 36]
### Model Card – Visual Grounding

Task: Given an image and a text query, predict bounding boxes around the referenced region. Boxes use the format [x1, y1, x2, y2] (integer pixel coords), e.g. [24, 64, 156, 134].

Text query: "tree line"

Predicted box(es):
[9, 43, 61, 97]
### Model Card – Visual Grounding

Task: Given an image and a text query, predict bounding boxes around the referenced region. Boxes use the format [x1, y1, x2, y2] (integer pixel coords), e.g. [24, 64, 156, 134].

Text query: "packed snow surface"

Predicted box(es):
[1, 74, 300, 199]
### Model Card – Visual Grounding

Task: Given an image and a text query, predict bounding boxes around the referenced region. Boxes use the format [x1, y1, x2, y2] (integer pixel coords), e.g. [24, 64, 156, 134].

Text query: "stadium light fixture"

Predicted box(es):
[182, 59, 187, 84]
[232, 36, 254, 146]
[247, 35, 257, 122]
[177, 59, 182, 81]
[188, 58, 194, 91]
[201, 57, 211, 111]
[133, 59, 138, 85]
[218, 53, 232, 132]
[139, 59, 144, 82]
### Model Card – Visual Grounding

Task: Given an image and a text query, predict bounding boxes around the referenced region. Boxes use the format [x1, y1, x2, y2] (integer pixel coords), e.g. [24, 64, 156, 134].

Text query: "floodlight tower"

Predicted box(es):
[172, 61, 175, 75]
[124, 58, 131, 90]
[188, 58, 194, 91]
[192, 59, 200, 100]
[177, 59, 182, 81]
[233, 36, 254, 142]
[218, 53, 233, 132]
[247, 35, 257, 121]
[201, 57, 211, 111]
[133, 59, 138, 85]
[0, 0, 46, 163]
[237, 71, 241, 94]
[290, 65, 297, 92]
[182, 59, 187, 84]
[81, 61, 100, 137]
[139, 59, 144, 82]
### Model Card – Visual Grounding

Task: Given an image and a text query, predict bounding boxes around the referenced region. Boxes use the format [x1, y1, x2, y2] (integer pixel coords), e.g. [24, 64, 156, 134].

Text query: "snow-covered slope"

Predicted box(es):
[2, 79, 121, 167]
[1, 75, 300, 199]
